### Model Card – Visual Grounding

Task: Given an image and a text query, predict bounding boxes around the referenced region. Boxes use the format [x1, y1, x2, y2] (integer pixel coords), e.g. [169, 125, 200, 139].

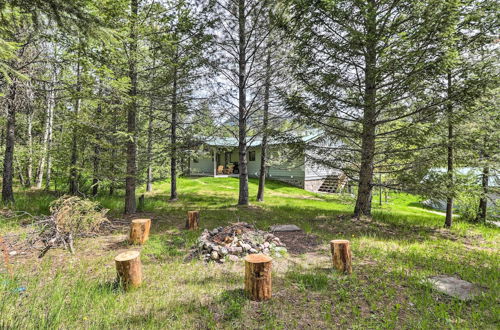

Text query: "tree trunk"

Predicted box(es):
[146, 98, 154, 192]
[477, 166, 489, 222]
[25, 107, 34, 187]
[15, 156, 25, 187]
[170, 53, 179, 201]
[69, 56, 82, 195]
[92, 91, 102, 196]
[238, 0, 249, 206]
[45, 95, 54, 191]
[109, 143, 116, 196]
[244, 254, 272, 301]
[330, 240, 352, 274]
[445, 72, 453, 228]
[129, 218, 151, 244]
[36, 74, 56, 189]
[354, 2, 377, 217]
[115, 250, 142, 290]
[146, 52, 157, 193]
[257, 32, 272, 202]
[2, 82, 17, 203]
[124, 0, 138, 214]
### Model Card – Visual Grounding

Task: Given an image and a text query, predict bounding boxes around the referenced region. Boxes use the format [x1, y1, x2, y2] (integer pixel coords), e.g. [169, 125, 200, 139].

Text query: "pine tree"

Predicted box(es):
[282, 0, 487, 217]
[213, 0, 270, 205]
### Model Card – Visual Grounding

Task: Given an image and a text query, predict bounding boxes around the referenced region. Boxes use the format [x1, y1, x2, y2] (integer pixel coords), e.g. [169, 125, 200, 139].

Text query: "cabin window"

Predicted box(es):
[249, 151, 256, 161]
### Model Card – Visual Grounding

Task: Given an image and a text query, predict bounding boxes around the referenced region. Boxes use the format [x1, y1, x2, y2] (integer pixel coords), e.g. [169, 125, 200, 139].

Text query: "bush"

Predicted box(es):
[455, 190, 480, 222]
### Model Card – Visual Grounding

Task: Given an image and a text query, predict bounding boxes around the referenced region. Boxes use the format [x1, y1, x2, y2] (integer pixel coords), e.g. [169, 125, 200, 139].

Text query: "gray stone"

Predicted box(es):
[427, 275, 485, 301]
[263, 242, 270, 248]
[9, 251, 17, 256]
[210, 251, 219, 260]
[241, 243, 252, 251]
[228, 255, 240, 262]
[220, 247, 228, 256]
[229, 246, 243, 254]
[263, 248, 270, 254]
[270, 224, 302, 232]
[249, 248, 258, 254]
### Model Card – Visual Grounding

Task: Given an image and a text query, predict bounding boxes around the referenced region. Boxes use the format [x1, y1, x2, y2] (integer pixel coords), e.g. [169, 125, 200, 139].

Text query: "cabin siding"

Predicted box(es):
[190, 156, 213, 175]
[247, 147, 261, 177]
[265, 148, 305, 187]
[304, 137, 343, 181]
[304, 160, 341, 180]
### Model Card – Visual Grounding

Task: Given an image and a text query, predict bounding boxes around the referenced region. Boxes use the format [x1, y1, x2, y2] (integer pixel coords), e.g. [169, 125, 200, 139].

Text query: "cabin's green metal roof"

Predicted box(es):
[201, 130, 323, 147]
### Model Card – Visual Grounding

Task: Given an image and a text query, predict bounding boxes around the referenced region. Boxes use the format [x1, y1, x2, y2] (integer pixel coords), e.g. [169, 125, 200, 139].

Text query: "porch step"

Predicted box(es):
[318, 174, 348, 193]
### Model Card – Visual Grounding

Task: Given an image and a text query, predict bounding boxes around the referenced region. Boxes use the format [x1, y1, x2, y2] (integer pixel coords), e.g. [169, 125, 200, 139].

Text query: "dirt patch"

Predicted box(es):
[273, 231, 321, 255]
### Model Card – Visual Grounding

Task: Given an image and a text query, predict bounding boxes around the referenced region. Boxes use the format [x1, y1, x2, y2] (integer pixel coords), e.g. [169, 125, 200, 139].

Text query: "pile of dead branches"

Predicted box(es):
[31, 195, 108, 258]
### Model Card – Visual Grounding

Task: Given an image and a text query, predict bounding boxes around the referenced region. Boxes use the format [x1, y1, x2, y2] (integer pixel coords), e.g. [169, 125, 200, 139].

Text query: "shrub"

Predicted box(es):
[456, 189, 480, 222]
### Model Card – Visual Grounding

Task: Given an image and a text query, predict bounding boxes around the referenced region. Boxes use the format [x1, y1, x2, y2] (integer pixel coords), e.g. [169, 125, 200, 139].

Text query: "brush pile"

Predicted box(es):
[194, 222, 287, 262]
[31, 195, 108, 257]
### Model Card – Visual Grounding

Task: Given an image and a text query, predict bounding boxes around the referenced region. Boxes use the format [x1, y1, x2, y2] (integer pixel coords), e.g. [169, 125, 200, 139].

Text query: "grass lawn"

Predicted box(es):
[1, 177, 499, 329]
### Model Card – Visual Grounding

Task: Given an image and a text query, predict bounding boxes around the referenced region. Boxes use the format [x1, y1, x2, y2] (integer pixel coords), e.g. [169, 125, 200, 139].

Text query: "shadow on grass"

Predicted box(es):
[95, 279, 123, 294]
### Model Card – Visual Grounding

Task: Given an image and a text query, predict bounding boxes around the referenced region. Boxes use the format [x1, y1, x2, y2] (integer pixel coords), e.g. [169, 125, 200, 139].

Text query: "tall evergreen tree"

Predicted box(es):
[282, 0, 480, 217]
[124, 0, 139, 214]
[213, 0, 270, 205]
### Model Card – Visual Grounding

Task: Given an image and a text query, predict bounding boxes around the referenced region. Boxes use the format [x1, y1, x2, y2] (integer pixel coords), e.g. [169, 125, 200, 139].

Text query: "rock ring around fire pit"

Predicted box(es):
[191, 222, 288, 263]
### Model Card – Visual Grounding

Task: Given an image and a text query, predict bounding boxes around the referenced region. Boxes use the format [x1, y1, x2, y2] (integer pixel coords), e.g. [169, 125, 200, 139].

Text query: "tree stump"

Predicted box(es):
[186, 211, 200, 230]
[138, 194, 145, 211]
[330, 239, 352, 274]
[129, 218, 151, 244]
[244, 254, 272, 301]
[115, 250, 142, 290]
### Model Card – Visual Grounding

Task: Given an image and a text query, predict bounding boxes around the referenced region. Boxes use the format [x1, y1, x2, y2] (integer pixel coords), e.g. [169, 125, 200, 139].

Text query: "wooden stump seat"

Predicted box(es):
[186, 211, 200, 230]
[115, 250, 142, 290]
[129, 218, 151, 244]
[244, 254, 272, 301]
[330, 239, 352, 274]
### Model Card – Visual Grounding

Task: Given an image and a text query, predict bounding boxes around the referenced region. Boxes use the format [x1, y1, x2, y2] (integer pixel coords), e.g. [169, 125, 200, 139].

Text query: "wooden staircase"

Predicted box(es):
[318, 174, 348, 193]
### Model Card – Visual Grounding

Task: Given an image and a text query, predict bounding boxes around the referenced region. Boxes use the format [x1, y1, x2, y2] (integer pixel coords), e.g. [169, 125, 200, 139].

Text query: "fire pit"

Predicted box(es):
[193, 222, 287, 262]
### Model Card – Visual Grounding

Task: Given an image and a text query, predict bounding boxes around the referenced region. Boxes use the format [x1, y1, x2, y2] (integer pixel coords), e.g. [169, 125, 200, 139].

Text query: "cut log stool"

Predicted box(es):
[330, 239, 352, 274]
[115, 250, 142, 290]
[129, 218, 151, 244]
[244, 254, 272, 301]
[186, 211, 200, 230]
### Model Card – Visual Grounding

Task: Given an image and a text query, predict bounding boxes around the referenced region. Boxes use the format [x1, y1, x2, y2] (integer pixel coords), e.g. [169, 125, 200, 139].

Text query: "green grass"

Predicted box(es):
[0, 177, 499, 329]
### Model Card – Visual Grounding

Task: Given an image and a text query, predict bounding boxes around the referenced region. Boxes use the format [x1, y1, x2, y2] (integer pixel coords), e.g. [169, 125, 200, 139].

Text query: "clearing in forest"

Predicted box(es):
[0, 178, 498, 329]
